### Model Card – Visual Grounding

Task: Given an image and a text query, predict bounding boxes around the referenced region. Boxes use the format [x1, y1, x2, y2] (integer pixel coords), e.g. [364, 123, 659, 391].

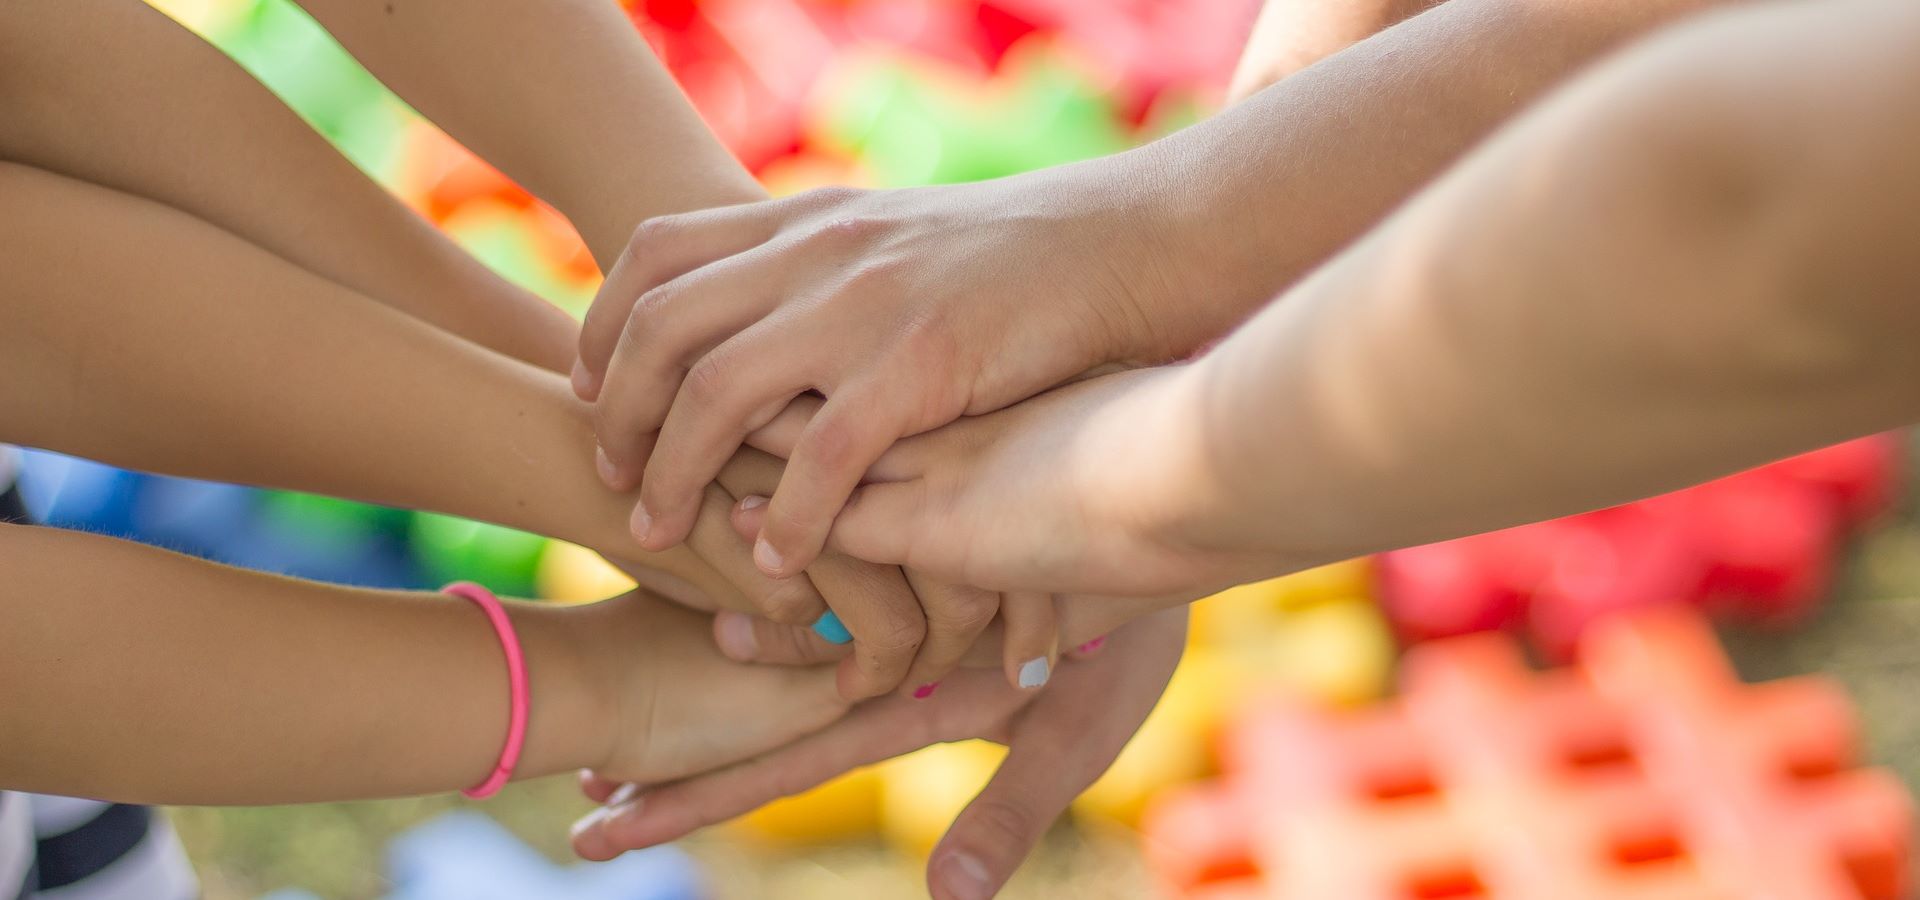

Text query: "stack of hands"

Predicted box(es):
[7, 0, 1919, 898]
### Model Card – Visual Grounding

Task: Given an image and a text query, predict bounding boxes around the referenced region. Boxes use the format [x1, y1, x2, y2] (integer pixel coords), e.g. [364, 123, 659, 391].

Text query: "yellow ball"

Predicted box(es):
[534, 541, 637, 604]
[1267, 598, 1396, 707]
[1073, 650, 1248, 827]
[732, 766, 884, 846]
[1190, 559, 1374, 649]
[878, 741, 1006, 858]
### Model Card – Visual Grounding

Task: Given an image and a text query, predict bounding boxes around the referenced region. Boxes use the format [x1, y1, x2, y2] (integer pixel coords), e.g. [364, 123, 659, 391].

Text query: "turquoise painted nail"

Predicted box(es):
[812, 611, 852, 644]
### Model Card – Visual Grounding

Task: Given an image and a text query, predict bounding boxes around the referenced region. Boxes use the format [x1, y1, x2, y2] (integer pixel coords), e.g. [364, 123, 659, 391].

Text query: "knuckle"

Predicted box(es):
[817, 215, 886, 244]
[840, 257, 907, 296]
[928, 591, 999, 635]
[965, 796, 1037, 848]
[625, 215, 679, 261]
[869, 608, 927, 657]
[757, 583, 821, 625]
[801, 413, 860, 476]
[681, 351, 735, 407]
[801, 184, 861, 208]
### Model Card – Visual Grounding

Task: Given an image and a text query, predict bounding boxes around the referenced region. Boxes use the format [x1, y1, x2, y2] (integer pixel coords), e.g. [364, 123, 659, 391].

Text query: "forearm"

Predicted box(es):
[0, 523, 605, 804]
[0, 0, 576, 372]
[0, 163, 738, 605]
[1182, 0, 1920, 566]
[294, 0, 764, 266]
[1122, 0, 1725, 357]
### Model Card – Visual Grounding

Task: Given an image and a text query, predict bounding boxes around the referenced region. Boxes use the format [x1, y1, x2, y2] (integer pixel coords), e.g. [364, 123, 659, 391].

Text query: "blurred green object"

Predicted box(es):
[410, 512, 549, 598]
[259, 492, 410, 549]
[210, 0, 411, 179]
[441, 200, 594, 311]
[815, 40, 1130, 186]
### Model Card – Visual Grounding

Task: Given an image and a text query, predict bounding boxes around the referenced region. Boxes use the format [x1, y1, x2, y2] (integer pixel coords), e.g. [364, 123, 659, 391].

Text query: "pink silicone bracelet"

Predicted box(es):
[443, 581, 528, 800]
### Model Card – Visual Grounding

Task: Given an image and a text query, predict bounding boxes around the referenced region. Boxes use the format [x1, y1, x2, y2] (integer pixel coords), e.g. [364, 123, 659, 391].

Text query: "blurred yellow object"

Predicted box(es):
[534, 541, 637, 604]
[733, 766, 884, 846]
[144, 0, 244, 32]
[1190, 559, 1374, 649]
[878, 741, 1006, 858]
[1266, 598, 1395, 706]
[1073, 650, 1248, 827]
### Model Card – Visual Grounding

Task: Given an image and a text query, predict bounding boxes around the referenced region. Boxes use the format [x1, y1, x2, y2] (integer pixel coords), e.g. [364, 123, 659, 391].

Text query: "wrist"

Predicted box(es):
[514, 602, 621, 777]
[1096, 142, 1274, 363]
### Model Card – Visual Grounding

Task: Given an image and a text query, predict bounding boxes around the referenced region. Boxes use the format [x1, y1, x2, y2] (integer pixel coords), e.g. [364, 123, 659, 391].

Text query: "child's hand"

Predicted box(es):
[574, 170, 1224, 582]
[744, 365, 1285, 600]
[571, 609, 1189, 900]
[573, 593, 849, 785]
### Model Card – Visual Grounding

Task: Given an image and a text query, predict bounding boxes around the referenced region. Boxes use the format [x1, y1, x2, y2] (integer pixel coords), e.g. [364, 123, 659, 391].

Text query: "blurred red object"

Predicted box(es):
[1144, 608, 1913, 900]
[1377, 435, 1904, 658]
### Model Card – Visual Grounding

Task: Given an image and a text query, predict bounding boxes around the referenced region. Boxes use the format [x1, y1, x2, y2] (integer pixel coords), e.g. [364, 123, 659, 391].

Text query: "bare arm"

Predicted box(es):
[291, 0, 763, 267]
[0, 523, 843, 804]
[0, 161, 739, 606]
[0, 0, 576, 371]
[1188, 0, 1920, 565]
[804, 0, 1920, 598]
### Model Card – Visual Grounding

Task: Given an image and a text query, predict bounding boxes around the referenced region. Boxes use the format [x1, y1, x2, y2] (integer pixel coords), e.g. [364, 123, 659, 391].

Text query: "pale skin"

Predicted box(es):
[755, 0, 1920, 603]
[287, 0, 1076, 696]
[0, 3, 1184, 895]
[574, 0, 1733, 678]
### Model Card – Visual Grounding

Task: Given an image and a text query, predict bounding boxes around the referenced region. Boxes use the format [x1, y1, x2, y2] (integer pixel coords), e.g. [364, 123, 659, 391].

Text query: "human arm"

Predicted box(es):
[572, 610, 1189, 900]
[0, 0, 576, 371]
[0, 522, 843, 804]
[792, 0, 1920, 597]
[572, 0, 1733, 582]
[288, 0, 762, 267]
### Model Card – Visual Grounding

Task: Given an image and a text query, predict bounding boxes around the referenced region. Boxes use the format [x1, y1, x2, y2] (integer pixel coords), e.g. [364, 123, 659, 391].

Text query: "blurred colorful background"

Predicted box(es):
[20, 0, 1920, 896]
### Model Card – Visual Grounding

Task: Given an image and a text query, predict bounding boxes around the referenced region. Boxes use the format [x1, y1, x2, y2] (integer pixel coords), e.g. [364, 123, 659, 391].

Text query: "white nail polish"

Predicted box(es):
[569, 805, 611, 839]
[1017, 657, 1050, 689]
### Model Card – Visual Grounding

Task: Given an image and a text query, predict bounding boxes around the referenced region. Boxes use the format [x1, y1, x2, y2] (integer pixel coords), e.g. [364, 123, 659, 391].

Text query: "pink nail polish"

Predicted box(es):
[912, 682, 940, 700]
[1075, 636, 1107, 655]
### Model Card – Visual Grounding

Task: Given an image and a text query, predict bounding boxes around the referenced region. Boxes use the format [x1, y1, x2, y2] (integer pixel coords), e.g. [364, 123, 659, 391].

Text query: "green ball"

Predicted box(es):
[409, 512, 548, 598]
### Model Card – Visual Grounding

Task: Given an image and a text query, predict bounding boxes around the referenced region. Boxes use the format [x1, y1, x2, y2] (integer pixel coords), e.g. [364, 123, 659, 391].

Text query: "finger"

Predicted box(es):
[577, 204, 779, 398]
[578, 770, 628, 804]
[633, 323, 817, 553]
[688, 483, 827, 625]
[743, 393, 823, 460]
[803, 554, 928, 700]
[754, 385, 918, 578]
[579, 674, 1028, 857]
[895, 575, 999, 700]
[926, 646, 1163, 900]
[591, 248, 805, 490]
[999, 592, 1059, 692]
[711, 609, 852, 665]
[821, 479, 932, 568]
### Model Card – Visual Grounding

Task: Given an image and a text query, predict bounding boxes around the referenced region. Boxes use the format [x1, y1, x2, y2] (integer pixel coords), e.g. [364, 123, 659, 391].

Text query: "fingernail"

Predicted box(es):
[606, 782, 639, 807]
[912, 682, 940, 700]
[569, 805, 611, 840]
[740, 495, 769, 512]
[716, 612, 759, 660]
[934, 851, 994, 900]
[1075, 636, 1107, 655]
[595, 446, 620, 489]
[754, 536, 785, 576]
[811, 610, 852, 644]
[629, 501, 653, 543]
[571, 359, 595, 399]
[1017, 657, 1051, 689]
